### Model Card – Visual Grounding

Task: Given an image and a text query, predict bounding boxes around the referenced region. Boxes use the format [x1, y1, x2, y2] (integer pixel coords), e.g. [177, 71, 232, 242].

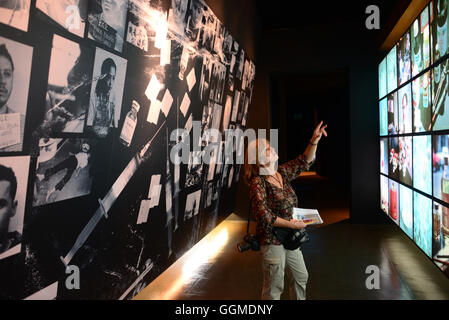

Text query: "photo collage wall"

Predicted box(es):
[0, 0, 255, 299]
[379, 0, 449, 278]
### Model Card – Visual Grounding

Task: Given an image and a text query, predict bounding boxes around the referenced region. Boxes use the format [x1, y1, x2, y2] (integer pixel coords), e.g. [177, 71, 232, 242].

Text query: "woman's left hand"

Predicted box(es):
[311, 121, 328, 144]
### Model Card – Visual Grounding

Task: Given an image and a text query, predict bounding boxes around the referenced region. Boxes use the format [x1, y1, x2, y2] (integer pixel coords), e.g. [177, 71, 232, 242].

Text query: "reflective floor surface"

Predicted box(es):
[135, 174, 449, 300]
[134, 216, 449, 300]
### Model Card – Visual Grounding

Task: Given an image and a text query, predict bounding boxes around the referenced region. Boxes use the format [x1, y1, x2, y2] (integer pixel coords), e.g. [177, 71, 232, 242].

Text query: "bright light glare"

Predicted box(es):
[182, 229, 229, 280]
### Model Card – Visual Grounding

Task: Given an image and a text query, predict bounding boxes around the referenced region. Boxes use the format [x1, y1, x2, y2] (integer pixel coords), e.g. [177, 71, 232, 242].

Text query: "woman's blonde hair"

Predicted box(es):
[243, 138, 268, 185]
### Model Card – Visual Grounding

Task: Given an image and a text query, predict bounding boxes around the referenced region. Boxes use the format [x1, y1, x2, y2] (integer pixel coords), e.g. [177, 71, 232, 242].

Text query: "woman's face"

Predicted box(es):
[259, 141, 278, 165]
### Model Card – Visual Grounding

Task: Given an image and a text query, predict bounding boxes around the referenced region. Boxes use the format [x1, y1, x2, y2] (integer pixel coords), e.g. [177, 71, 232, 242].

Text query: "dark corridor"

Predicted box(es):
[270, 72, 351, 214]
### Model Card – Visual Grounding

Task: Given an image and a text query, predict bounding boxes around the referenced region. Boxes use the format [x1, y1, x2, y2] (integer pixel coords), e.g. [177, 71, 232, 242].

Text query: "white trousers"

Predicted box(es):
[261, 244, 308, 300]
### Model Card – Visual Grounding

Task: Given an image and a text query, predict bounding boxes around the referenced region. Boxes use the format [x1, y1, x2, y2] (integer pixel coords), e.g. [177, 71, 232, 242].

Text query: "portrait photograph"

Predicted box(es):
[86, 47, 127, 138]
[0, 156, 30, 261]
[88, 0, 128, 53]
[0, 36, 33, 152]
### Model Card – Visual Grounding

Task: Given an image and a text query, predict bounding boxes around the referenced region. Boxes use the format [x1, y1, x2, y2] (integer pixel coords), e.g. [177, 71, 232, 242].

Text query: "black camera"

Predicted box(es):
[273, 227, 310, 250]
[237, 234, 260, 252]
[291, 229, 310, 245]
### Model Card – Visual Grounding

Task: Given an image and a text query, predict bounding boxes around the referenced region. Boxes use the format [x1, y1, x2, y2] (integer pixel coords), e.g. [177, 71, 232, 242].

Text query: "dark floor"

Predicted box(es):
[136, 175, 449, 300]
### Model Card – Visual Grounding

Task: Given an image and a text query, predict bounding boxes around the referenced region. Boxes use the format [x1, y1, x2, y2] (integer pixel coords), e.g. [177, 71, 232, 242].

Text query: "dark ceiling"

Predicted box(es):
[255, 0, 411, 46]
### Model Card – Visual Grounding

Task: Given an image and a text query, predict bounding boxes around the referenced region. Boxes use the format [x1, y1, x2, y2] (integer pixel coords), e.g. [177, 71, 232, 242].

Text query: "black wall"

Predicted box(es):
[0, 0, 254, 299]
[249, 0, 400, 224]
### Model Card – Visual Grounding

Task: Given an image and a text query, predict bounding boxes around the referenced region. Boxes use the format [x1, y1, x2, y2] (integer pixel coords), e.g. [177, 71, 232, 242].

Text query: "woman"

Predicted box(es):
[245, 121, 328, 300]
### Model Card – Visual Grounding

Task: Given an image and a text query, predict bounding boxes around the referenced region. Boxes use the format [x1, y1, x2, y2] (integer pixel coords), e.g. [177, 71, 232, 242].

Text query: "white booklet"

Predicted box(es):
[293, 208, 323, 225]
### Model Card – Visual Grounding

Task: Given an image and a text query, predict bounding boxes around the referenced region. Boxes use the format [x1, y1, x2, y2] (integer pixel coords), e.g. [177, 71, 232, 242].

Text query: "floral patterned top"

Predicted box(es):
[249, 154, 313, 246]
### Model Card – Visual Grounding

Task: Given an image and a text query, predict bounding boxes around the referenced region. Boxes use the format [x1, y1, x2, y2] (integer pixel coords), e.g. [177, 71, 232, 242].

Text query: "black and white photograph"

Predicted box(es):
[185, 0, 204, 44]
[0, 156, 29, 260]
[200, 100, 220, 145]
[237, 91, 246, 123]
[199, 54, 212, 102]
[241, 95, 249, 126]
[247, 60, 256, 100]
[0, 36, 32, 152]
[230, 90, 240, 122]
[209, 60, 226, 103]
[184, 189, 201, 220]
[214, 141, 225, 176]
[88, 0, 128, 53]
[222, 30, 233, 64]
[227, 72, 234, 92]
[235, 47, 245, 80]
[227, 165, 234, 188]
[221, 94, 232, 133]
[185, 151, 203, 187]
[33, 138, 93, 206]
[198, 5, 216, 52]
[167, 0, 188, 38]
[233, 163, 241, 184]
[213, 20, 226, 62]
[126, 0, 168, 52]
[229, 40, 239, 75]
[36, 0, 88, 38]
[44, 35, 94, 134]
[87, 47, 127, 138]
[0, 0, 30, 32]
[241, 59, 250, 90]
[205, 180, 214, 207]
[210, 103, 222, 133]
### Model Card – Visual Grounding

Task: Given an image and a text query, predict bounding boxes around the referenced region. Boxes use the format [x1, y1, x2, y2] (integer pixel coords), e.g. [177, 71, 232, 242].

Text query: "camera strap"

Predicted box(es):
[246, 201, 251, 235]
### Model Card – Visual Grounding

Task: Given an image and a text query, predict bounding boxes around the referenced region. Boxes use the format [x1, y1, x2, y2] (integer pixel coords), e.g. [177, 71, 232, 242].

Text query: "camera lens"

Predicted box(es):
[237, 242, 251, 252]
